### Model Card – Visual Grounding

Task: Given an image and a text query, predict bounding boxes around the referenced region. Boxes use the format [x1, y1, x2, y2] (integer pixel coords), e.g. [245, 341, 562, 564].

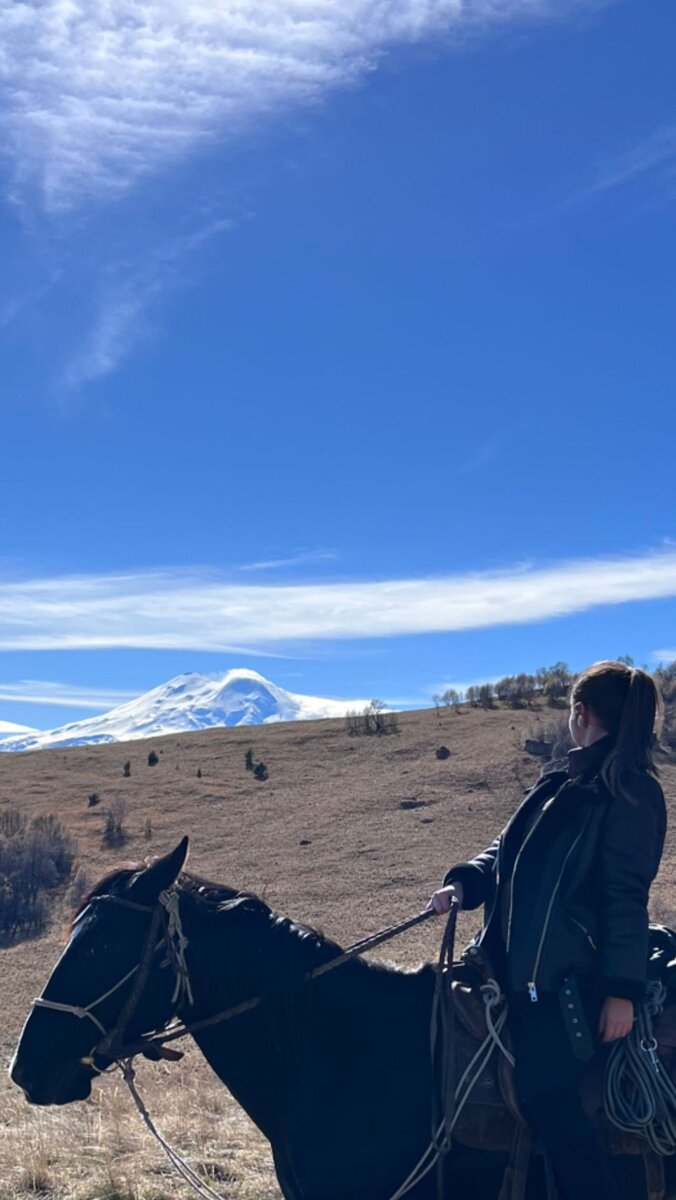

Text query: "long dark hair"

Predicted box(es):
[571, 661, 663, 801]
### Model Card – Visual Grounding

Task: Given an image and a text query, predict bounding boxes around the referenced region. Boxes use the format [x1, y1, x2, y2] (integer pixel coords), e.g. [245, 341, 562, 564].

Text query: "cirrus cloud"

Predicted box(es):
[0, 0, 610, 212]
[0, 546, 674, 652]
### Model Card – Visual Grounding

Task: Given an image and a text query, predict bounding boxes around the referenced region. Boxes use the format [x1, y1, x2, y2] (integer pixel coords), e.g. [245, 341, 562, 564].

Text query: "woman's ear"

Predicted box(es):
[130, 837, 189, 904]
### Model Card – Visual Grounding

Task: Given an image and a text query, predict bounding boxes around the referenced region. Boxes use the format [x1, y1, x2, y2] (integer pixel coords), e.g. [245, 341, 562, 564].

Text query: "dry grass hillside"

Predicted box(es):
[1, 704, 674, 1200]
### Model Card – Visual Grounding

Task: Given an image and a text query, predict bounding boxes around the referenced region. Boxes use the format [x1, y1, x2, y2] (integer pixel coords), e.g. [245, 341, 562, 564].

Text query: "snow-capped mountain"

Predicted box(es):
[0, 670, 373, 753]
[0, 719, 39, 740]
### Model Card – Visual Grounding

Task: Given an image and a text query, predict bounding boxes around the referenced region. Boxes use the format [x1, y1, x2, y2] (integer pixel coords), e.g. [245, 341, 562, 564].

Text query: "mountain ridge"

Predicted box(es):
[0, 669, 373, 753]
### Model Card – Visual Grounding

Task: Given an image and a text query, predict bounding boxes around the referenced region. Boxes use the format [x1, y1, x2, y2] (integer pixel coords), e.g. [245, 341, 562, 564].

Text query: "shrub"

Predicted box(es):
[253, 761, 269, 782]
[536, 662, 572, 706]
[123, 761, 131, 777]
[148, 750, 159, 767]
[495, 674, 537, 708]
[0, 808, 76, 942]
[527, 712, 572, 761]
[345, 701, 399, 736]
[66, 862, 92, 910]
[88, 792, 101, 808]
[102, 796, 129, 848]
[245, 749, 254, 772]
[197, 768, 202, 778]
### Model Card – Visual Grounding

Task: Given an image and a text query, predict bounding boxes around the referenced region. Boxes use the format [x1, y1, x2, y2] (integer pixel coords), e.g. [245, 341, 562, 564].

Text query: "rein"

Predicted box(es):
[116, 901, 439, 1059]
[34, 888, 480, 1200]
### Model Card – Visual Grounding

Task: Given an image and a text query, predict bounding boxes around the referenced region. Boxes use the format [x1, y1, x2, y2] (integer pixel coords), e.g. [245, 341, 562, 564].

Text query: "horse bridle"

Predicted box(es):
[31, 891, 183, 1070]
[31, 886, 441, 1068]
[30, 889, 464, 1200]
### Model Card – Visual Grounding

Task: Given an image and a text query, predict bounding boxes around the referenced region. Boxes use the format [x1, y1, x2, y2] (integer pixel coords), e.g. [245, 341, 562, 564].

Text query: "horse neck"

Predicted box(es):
[177, 894, 436, 1154]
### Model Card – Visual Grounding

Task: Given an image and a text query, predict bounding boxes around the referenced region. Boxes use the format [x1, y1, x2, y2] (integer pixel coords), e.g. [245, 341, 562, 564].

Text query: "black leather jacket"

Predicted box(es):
[444, 737, 667, 1002]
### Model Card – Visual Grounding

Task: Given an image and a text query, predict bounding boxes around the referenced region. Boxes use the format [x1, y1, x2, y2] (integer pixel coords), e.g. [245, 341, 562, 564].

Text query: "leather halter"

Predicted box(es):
[31, 893, 172, 1069]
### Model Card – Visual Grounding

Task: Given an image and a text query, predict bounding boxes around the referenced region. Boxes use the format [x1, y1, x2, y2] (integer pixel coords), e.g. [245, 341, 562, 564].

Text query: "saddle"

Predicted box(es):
[447, 934, 676, 1199]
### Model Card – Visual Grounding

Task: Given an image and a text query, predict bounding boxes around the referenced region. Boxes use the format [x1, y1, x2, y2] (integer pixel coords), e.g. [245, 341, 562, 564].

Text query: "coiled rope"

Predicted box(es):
[604, 980, 676, 1156]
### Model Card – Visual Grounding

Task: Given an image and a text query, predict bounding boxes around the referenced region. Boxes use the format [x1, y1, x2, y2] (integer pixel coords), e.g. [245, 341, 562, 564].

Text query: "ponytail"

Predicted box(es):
[571, 661, 663, 802]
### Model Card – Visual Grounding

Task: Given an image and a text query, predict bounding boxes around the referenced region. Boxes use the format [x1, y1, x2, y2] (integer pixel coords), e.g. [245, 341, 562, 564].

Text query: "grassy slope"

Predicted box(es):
[0, 705, 674, 1199]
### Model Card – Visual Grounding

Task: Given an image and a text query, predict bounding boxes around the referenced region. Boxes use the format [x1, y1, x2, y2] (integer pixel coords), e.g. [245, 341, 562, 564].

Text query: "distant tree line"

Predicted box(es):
[346, 700, 399, 736]
[431, 657, 675, 735]
[0, 808, 76, 942]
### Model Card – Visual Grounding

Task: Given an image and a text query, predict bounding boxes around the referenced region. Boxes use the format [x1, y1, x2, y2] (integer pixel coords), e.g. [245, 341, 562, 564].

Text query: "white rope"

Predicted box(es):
[122, 1061, 232, 1200]
[159, 889, 194, 1007]
[386, 978, 512, 1200]
[604, 981, 676, 1156]
[32, 962, 141, 1033]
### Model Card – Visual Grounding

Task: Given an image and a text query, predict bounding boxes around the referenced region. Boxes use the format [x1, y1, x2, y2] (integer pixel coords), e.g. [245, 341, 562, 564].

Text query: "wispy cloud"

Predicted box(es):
[0, 680, 138, 710]
[586, 125, 676, 199]
[0, 546, 674, 652]
[558, 123, 676, 213]
[238, 550, 339, 572]
[0, 0, 607, 213]
[63, 215, 235, 388]
[653, 649, 676, 665]
[458, 439, 501, 474]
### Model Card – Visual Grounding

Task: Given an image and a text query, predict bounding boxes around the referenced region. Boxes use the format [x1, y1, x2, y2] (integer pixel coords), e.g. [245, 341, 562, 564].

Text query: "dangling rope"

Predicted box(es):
[122, 1060, 232, 1200]
[159, 889, 194, 1007]
[604, 981, 676, 1156]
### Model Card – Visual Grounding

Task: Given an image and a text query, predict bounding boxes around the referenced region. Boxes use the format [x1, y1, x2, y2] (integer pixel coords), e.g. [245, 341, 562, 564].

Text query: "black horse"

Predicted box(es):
[10, 839, 654, 1200]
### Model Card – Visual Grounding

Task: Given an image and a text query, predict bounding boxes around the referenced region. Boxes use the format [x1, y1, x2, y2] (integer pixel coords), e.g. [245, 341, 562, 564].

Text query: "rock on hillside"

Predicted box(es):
[0, 669, 373, 753]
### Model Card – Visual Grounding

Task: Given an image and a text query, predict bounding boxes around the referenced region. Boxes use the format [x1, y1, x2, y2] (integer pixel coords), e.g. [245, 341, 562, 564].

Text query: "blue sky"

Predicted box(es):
[1, 0, 675, 731]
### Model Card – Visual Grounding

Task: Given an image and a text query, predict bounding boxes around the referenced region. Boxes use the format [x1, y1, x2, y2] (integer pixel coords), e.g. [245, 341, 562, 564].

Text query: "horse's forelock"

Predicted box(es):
[67, 862, 144, 933]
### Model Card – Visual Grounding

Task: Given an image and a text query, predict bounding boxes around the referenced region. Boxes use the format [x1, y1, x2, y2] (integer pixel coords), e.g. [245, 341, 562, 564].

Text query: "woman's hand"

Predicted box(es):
[598, 996, 634, 1042]
[427, 882, 464, 914]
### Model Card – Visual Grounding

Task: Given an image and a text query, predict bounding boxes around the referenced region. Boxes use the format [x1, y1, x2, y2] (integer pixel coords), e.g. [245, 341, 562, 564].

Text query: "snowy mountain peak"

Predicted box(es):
[0, 719, 39, 739]
[0, 670, 373, 753]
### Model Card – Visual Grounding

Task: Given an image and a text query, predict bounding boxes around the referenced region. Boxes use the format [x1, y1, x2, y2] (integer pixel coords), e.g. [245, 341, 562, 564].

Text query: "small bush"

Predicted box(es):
[148, 750, 159, 767]
[527, 712, 572, 761]
[88, 792, 101, 808]
[245, 749, 254, 772]
[66, 862, 92, 910]
[0, 807, 76, 942]
[102, 797, 129, 848]
[123, 761, 131, 777]
[253, 761, 269, 782]
[197, 767, 202, 778]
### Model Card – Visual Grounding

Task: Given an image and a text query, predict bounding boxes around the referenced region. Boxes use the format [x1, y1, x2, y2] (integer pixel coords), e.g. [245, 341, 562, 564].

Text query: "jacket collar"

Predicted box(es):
[567, 733, 614, 781]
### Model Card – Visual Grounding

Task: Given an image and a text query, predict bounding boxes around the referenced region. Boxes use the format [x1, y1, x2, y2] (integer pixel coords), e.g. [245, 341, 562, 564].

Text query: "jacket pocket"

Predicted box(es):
[566, 913, 598, 952]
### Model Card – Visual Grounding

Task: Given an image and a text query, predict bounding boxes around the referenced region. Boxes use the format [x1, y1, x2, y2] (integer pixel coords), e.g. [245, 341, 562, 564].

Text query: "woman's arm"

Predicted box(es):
[439, 836, 501, 911]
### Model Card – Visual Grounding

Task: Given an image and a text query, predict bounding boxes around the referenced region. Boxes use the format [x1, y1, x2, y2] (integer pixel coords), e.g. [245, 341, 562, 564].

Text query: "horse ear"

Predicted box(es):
[131, 837, 189, 903]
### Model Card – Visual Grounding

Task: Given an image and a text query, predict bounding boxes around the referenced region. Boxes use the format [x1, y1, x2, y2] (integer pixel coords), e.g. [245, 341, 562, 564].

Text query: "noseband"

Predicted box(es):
[31, 890, 191, 1070]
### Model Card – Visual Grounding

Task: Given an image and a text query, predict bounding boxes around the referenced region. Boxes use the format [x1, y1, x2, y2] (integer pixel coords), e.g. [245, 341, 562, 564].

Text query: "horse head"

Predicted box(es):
[10, 837, 189, 1106]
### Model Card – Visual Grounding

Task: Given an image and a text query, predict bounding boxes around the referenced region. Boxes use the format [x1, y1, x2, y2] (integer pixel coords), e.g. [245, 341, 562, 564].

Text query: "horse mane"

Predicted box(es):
[69, 862, 426, 983]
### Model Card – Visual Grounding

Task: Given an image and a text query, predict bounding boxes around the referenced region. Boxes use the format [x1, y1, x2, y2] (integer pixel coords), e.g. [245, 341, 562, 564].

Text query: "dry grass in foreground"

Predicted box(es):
[0, 1051, 279, 1200]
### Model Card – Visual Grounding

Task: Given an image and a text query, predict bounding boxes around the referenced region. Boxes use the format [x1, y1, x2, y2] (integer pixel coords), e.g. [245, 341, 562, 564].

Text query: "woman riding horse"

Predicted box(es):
[429, 660, 667, 1200]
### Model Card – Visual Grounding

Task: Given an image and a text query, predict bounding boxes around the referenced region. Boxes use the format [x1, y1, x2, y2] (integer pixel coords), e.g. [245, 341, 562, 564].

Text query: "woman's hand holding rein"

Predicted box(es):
[427, 882, 464, 914]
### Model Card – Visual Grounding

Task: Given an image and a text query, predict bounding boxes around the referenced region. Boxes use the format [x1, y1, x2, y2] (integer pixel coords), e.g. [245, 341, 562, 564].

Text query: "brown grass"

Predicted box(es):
[0, 704, 674, 1197]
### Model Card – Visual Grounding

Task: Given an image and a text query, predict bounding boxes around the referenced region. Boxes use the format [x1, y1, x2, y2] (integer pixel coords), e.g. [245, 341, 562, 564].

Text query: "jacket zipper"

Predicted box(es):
[505, 802, 552, 957]
[568, 914, 598, 952]
[526, 827, 585, 1002]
